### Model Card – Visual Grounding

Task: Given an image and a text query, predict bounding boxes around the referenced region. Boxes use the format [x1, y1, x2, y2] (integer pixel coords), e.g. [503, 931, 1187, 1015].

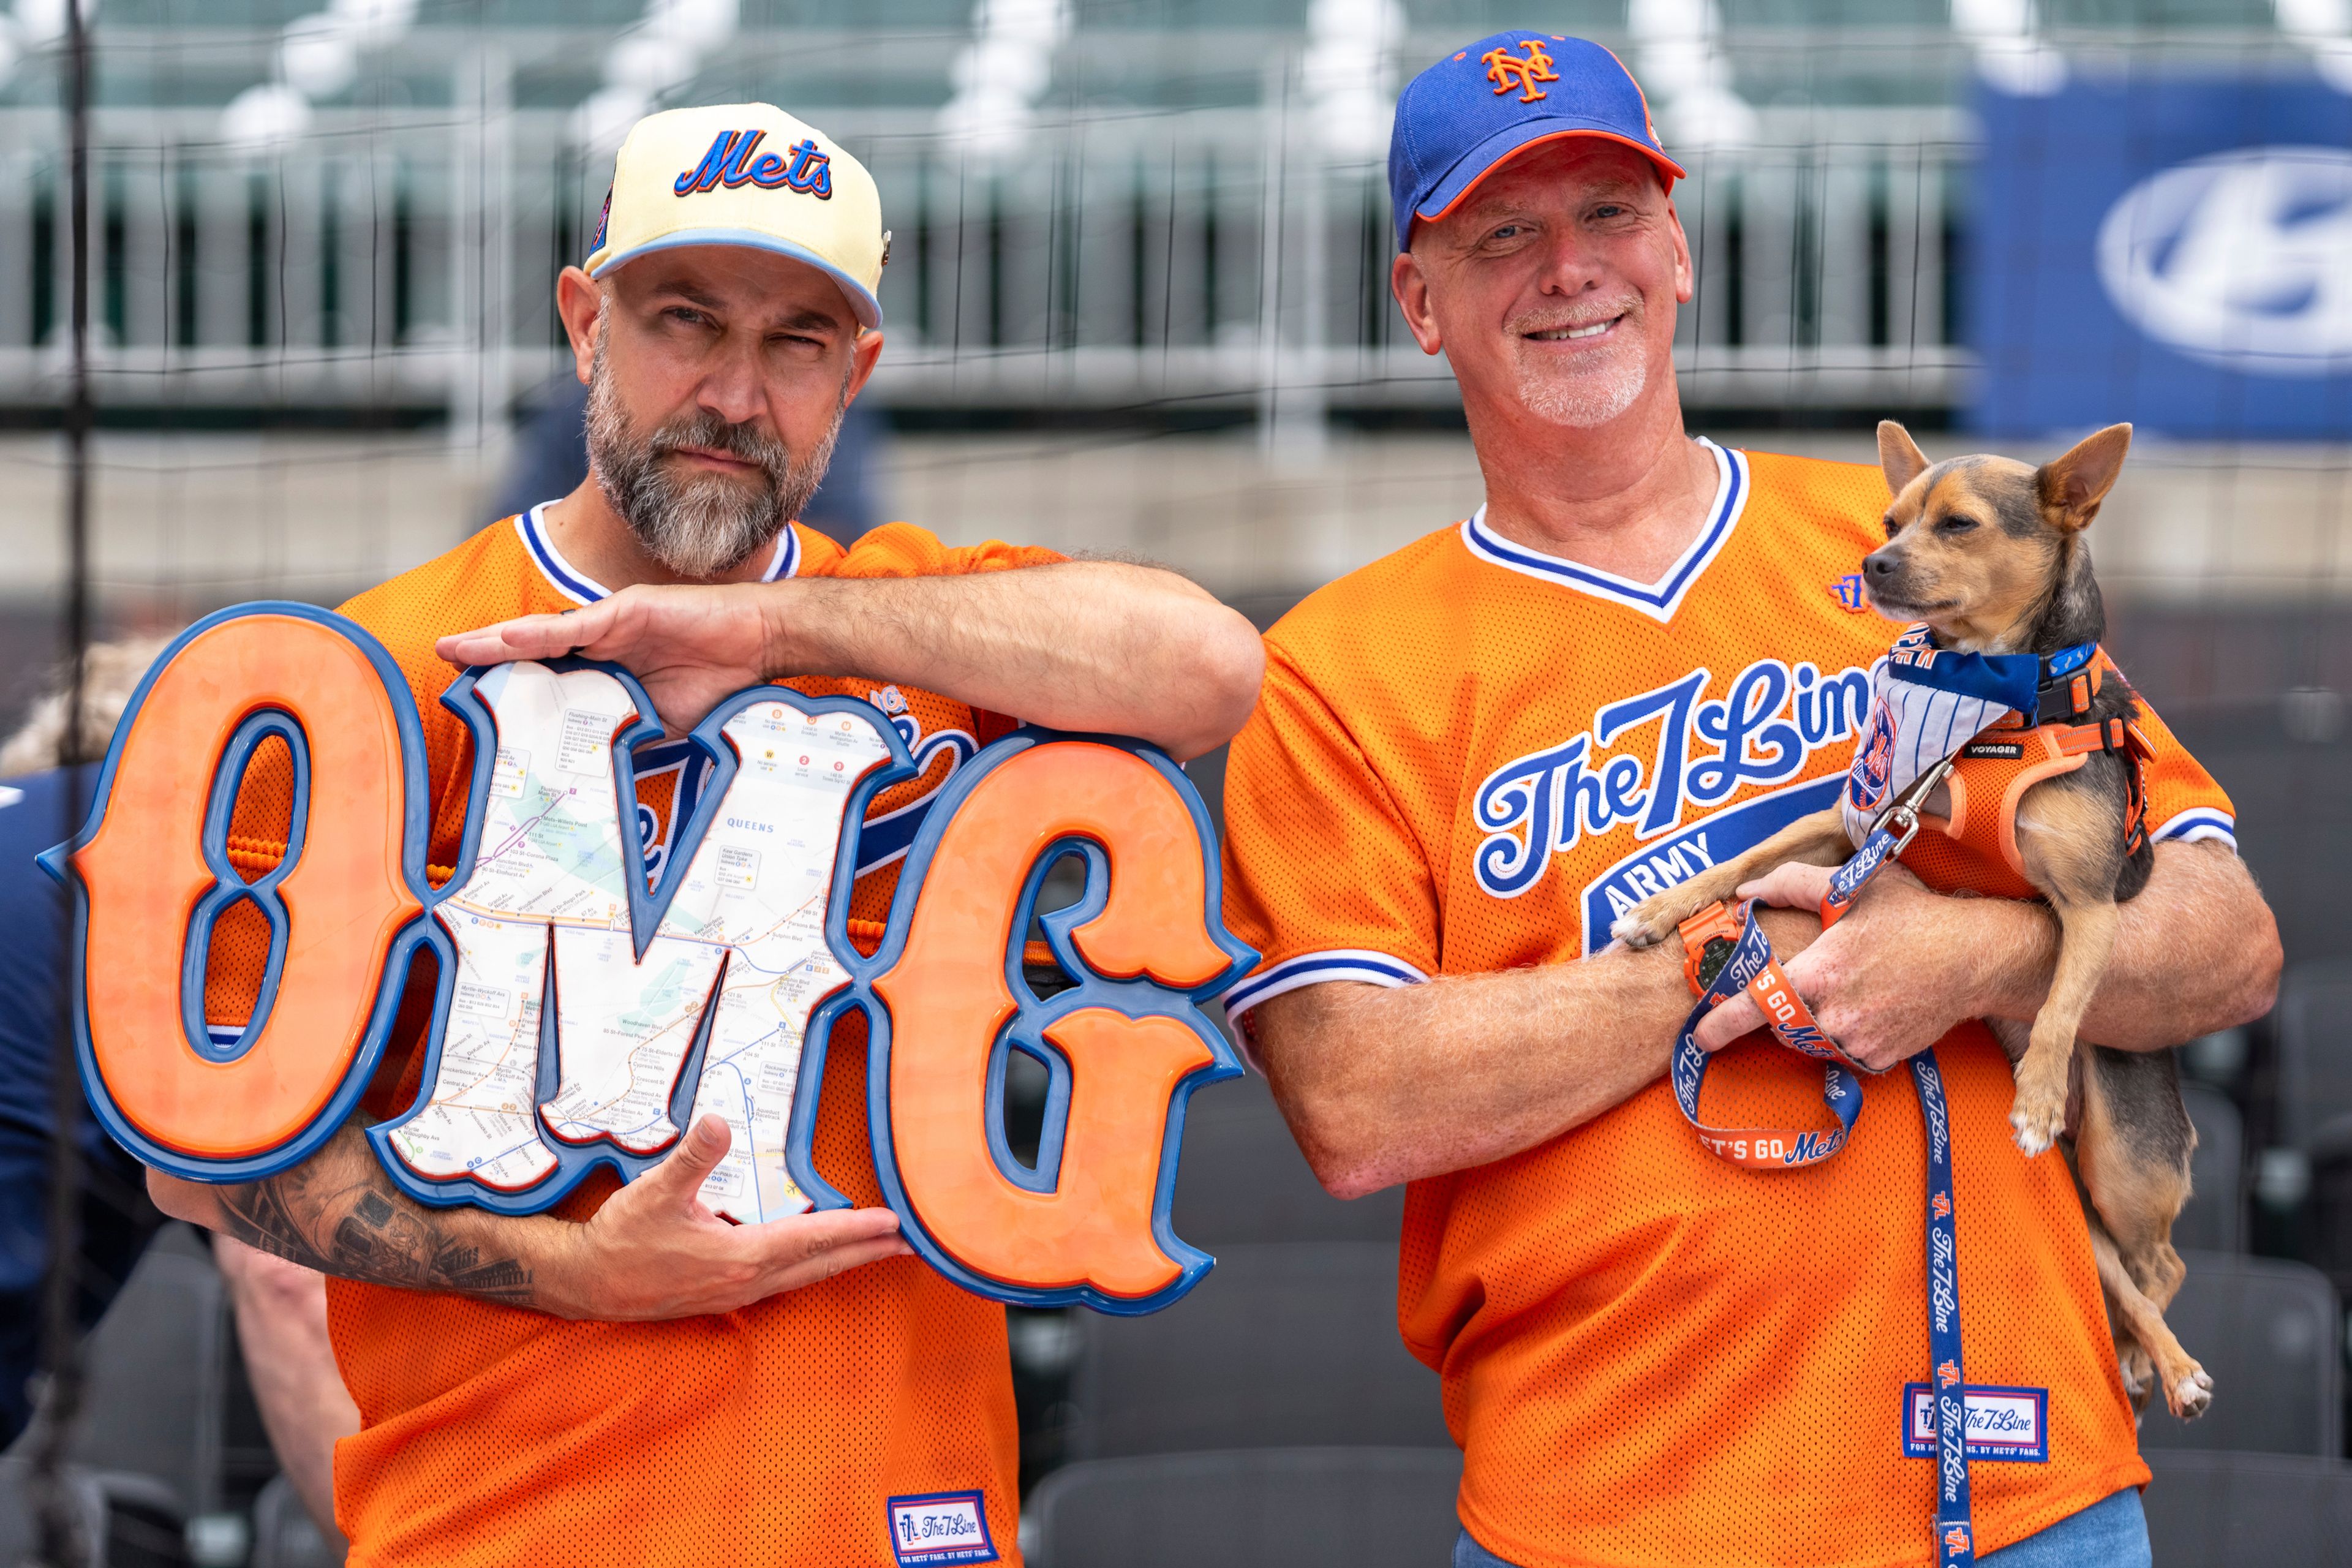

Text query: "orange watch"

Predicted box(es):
[1677, 901, 1745, 998]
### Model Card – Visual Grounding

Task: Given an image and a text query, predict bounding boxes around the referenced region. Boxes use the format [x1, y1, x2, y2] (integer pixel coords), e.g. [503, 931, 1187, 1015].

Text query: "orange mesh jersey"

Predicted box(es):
[207, 508, 1061, 1568]
[1218, 441, 2237, 1568]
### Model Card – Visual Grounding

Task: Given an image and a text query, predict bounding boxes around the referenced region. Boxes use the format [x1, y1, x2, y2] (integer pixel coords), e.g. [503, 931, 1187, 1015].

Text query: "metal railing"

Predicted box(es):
[0, 85, 1972, 425]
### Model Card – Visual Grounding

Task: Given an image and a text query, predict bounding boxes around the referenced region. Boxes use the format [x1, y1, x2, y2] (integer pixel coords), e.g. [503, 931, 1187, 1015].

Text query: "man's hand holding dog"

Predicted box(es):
[1691, 861, 2040, 1069]
[1691, 842, 2277, 1070]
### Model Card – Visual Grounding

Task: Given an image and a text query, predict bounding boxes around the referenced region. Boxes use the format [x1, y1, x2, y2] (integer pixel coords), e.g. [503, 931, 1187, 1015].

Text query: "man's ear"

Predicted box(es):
[1877, 420, 1931, 499]
[1391, 250, 1443, 356]
[554, 265, 604, 385]
[845, 327, 886, 403]
[2037, 423, 2132, 532]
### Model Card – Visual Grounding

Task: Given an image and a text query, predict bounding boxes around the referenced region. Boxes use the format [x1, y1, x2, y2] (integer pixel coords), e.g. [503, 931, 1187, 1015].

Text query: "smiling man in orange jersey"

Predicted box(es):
[140, 103, 1264, 1567]
[1216, 35, 2280, 1568]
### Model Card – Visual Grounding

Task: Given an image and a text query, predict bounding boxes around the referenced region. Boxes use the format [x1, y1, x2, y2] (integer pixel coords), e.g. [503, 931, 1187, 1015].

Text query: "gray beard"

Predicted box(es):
[583, 338, 844, 579]
[1515, 347, 1649, 429]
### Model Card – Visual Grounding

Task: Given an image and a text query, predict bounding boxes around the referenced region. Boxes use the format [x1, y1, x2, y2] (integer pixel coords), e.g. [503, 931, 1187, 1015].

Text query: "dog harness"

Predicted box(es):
[1842, 624, 2154, 899]
[1665, 628, 2155, 1564]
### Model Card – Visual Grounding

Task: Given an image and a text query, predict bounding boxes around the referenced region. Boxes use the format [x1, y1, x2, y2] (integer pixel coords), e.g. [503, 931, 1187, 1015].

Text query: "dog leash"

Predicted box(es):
[1668, 752, 1979, 1562]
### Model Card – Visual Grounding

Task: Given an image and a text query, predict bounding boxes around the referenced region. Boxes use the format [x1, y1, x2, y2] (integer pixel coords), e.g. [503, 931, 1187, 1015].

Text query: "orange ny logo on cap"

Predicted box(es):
[1482, 39, 1559, 103]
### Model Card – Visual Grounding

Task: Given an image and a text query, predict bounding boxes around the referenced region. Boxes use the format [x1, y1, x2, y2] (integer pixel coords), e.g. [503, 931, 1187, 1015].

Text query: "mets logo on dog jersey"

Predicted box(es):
[1470, 657, 1877, 941]
[1848, 696, 1898, 815]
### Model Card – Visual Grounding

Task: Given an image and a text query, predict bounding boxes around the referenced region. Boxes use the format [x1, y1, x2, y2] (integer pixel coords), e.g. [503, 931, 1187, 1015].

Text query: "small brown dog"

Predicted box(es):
[1613, 421, 2211, 1422]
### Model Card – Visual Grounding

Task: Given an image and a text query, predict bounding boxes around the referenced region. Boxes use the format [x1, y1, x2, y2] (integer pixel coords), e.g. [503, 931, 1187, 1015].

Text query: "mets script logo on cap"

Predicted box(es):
[1386, 32, 1684, 252]
[584, 102, 889, 330]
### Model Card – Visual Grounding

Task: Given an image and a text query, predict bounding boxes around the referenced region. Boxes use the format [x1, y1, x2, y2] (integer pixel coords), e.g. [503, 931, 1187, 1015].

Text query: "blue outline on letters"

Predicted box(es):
[366, 666, 918, 1213]
[42, 603, 437, 1185]
[50, 627, 1253, 1314]
[794, 729, 1256, 1315]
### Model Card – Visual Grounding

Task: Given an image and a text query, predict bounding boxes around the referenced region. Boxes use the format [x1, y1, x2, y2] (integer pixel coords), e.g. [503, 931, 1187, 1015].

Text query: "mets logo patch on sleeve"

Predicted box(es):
[1901, 1384, 2049, 1463]
[886, 1491, 1000, 1565]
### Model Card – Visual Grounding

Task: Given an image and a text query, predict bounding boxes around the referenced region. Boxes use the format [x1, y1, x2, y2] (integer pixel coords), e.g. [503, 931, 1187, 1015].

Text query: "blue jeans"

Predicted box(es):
[1452, 1487, 2151, 1568]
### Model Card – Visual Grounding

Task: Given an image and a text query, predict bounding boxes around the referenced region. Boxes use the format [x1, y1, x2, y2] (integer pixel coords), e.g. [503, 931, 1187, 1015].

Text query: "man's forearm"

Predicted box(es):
[1974, 841, 2281, 1050]
[766, 562, 1264, 761]
[149, 1121, 562, 1309]
[1256, 909, 1817, 1197]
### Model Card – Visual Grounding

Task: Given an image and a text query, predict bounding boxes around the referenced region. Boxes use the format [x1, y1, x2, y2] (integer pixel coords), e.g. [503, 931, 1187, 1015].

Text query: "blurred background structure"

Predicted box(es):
[2, 2, 2351, 1565]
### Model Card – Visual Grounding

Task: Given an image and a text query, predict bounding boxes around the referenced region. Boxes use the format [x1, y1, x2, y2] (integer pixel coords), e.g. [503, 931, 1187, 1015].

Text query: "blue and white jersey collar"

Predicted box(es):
[513, 502, 801, 606]
[1458, 439, 1747, 625]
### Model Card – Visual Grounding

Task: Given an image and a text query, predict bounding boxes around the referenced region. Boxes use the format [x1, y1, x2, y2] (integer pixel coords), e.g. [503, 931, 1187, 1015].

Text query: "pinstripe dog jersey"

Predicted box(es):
[1219, 442, 2236, 1568]
[202, 513, 1057, 1568]
[1838, 624, 2066, 846]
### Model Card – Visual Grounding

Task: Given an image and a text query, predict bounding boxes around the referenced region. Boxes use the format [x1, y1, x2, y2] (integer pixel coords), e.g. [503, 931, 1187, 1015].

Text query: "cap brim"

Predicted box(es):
[587, 227, 884, 330]
[1407, 122, 1686, 247]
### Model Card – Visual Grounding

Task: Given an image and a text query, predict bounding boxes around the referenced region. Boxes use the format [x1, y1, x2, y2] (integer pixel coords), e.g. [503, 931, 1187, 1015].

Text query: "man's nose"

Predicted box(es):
[696, 336, 767, 426]
[1864, 549, 1901, 580]
[1532, 230, 1604, 294]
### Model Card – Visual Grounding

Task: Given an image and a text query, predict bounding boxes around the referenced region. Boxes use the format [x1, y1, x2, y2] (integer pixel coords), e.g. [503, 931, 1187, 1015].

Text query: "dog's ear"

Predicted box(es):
[1877, 421, 1931, 499]
[2038, 424, 2132, 532]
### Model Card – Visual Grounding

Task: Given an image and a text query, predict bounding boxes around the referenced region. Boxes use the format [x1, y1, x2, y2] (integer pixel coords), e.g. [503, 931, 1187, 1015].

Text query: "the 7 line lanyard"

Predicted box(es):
[1669, 753, 1981, 1564]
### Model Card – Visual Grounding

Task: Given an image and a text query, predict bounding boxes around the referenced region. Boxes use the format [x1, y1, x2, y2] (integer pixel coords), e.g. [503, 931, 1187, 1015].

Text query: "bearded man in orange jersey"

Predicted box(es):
[1215, 34, 2279, 1568]
[142, 103, 1263, 1567]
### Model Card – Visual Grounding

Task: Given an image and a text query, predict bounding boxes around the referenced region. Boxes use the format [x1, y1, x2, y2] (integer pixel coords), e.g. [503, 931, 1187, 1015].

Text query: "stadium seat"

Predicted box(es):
[4, 1224, 230, 1518]
[1169, 1073, 1404, 1245]
[1067, 1241, 1447, 1460]
[2136, 1251, 2340, 1457]
[1021, 1447, 1463, 1568]
[0, 1455, 187, 1568]
[2143, 1450, 2352, 1568]
[67, 1227, 228, 1516]
[2274, 960, 2352, 1158]
[2176, 1082, 2245, 1253]
[250, 1473, 345, 1568]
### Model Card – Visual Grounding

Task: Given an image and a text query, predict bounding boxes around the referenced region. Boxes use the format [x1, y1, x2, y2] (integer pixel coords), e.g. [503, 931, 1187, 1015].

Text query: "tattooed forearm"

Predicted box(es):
[206, 1122, 541, 1305]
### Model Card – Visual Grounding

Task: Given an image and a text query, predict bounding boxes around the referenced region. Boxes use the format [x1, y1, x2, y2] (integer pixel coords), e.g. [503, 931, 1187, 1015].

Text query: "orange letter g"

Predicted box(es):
[841, 735, 1253, 1313]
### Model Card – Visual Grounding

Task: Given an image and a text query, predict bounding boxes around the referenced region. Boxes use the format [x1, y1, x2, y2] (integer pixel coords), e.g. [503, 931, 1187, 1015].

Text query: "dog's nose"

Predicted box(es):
[1863, 550, 1899, 580]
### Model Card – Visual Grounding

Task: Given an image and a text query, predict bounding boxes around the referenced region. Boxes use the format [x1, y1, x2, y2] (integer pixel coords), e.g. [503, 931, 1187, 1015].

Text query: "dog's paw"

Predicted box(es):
[2008, 1087, 2066, 1158]
[1609, 900, 1684, 951]
[2117, 1347, 2154, 1408]
[2168, 1366, 2214, 1421]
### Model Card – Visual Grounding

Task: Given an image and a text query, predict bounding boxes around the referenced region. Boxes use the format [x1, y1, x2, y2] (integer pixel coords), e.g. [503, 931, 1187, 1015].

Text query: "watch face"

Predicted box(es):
[1695, 935, 1737, 993]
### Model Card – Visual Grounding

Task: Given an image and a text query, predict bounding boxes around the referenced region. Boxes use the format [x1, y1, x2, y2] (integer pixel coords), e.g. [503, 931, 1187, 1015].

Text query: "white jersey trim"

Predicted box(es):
[2152, 806, 2237, 851]
[1458, 440, 1747, 624]
[1221, 949, 1430, 1021]
[513, 503, 800, 607]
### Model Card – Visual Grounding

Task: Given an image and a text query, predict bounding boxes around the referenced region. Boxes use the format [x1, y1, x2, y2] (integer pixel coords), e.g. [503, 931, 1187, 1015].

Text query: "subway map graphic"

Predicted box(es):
[381, 661, 891, 1222]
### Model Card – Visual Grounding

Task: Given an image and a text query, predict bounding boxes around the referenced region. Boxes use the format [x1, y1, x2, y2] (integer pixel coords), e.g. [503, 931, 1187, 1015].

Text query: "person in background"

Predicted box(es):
[0, 641, 356, 1541]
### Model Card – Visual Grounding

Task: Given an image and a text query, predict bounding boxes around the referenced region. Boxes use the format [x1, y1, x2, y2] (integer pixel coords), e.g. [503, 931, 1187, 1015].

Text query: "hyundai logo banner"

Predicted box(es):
[1969, 74, 2352, 438]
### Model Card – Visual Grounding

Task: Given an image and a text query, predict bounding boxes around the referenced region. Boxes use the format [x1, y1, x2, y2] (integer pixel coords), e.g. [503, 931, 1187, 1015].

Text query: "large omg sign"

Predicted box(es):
[43, 604, 1253, 1314]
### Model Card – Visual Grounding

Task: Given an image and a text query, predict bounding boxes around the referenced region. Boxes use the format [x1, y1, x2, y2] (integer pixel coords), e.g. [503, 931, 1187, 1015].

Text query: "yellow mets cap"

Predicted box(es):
[582, 102, 888, 330]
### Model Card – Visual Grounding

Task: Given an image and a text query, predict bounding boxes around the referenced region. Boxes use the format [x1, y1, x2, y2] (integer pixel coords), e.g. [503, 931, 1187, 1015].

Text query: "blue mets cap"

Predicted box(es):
[1387, 33, 1685, 252]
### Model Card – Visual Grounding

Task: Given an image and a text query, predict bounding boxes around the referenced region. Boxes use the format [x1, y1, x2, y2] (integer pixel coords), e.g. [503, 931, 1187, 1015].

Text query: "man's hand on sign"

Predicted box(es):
[541, 1115, 912, 1321]
[1689, 860, 2027, 1072]
[151, 1115, 910, 1321]
[437, 561, 1265, 759]
[437, 584, 767, 740]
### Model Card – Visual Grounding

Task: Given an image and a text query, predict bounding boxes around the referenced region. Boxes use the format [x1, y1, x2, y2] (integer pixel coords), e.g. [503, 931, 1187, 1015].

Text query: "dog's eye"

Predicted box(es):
[1937, 514, 1980, 535]
[1881, 515, 1899, 539]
